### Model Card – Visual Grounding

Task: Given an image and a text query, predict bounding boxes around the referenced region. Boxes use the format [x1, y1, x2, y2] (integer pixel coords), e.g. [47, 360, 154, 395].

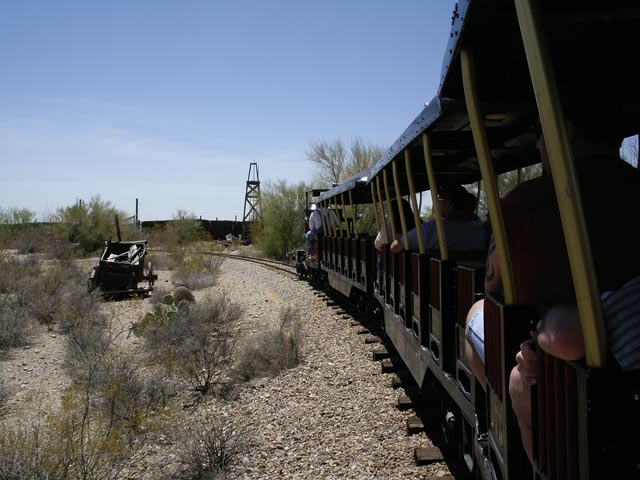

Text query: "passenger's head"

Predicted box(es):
[438, 183, 477, 219]
[389, 198, 414, 231]
[534, 101, 623, 172]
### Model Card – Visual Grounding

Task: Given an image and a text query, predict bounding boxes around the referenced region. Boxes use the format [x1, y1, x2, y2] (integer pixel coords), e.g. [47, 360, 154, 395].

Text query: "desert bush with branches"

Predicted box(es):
[17, 262, 97, 330]
[171, 249, 224, 291]
[180, 412, 248, 479]
[134, 293, 243, 394]
[0, 381, 8, 417]
[235, 306, 303, 380]
[53, 195, 134, 254]
[0, 305, 32, 354]
[0, 397, 147, 480]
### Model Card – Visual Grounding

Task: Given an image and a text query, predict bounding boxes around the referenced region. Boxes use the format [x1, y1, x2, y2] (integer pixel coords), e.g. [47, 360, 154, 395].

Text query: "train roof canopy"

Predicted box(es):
[317, 167, 372, 204]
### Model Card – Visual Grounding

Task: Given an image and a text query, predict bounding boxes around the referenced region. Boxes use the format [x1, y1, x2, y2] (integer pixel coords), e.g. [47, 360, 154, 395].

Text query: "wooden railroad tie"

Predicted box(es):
[356, 327, 369, 335]
[396, 395, 413, 410]
[406, 416, 425, 435]
[372, 347, 389, 361]
[414, 446, 445, 465]
[391, 374, 403, 389]
[364, 336, 380, 344]
[381, 358, 395, 373]
[350, 320, 361, 327]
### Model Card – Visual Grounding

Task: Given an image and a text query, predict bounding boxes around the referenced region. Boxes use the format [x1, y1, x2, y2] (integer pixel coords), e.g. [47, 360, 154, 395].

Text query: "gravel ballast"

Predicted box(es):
[1, 251, 454, 479]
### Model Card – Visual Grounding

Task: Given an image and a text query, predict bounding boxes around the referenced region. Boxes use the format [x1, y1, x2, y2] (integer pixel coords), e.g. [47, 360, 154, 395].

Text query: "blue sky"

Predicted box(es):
[0, 1, 456, 221]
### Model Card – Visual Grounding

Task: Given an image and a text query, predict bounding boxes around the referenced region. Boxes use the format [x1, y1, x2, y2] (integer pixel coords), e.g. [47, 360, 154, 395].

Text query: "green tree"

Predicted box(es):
[54, 196, 131, 253]
[252, 180, 307, 260]
[169, 209, 205, 244]
[306, 137, 385, 237]
[307, 136, 385, 187]
[0, 206, 36, 224]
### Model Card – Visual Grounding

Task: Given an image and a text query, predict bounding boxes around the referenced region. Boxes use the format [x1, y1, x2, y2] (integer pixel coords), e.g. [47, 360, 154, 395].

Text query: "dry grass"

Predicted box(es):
[235, 306, 302, 380]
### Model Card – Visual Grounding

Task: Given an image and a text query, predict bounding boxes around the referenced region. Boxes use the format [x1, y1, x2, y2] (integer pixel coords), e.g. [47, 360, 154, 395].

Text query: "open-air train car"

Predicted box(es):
[299, 1, 640, 479]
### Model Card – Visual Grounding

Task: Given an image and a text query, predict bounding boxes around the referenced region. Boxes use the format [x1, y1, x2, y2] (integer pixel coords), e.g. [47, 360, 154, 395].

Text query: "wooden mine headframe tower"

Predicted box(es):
[242, 162, 262, 236]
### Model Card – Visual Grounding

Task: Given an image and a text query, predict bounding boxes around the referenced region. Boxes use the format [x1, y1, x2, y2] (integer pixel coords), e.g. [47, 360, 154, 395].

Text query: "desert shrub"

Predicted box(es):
[93, 353, 170, 431]
[56, 289, 106, 334]
[0, 423, 45, 479]
[174, 297, 241, 393]
[0, 381, 9, 417]
[61, 326, 169, 472]
[53, 196, 133, 254]
[180, 412, 247, 478]
[0, 304, 32, 354]
[135, 294, 242, 394]
[144, 250, 175, 270]
[173, 286, 195, 304]
[168, 244, 188, 267]
[19, 262, 92, 329]
[5, 223, 50, 254]
[0, 393, 146, 480]
[144, 211, 209, 252]
[171, 270, 216, 291]
[47, 237, 81, 264]
[235, 306, 303, 380]
[132, 294, 191, 348]
[0, 254, 42, 295]
[251, 180, 307, 260]
[148, 284, 171, 305]
[64, 320, 115, 383]
[171, 253, 222, 291]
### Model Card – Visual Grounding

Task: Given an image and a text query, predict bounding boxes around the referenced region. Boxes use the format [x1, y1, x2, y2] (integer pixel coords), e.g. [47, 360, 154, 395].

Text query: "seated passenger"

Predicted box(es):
[465, 113, 640, 464]
[304, 205, 338, 255]
[509, 274, 640, 464]
[305, 206, 338, 238]
[374, 198, 414, 251]
[389, 183, 486, 253]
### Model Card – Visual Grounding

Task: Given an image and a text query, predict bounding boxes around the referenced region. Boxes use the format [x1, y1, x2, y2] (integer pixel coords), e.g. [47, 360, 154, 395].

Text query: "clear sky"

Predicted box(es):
[1, 1, 457, 222]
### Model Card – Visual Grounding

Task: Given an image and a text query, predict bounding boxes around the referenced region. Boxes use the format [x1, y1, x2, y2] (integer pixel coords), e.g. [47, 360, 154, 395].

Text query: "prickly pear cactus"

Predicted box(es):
[132, 294, 191, 336]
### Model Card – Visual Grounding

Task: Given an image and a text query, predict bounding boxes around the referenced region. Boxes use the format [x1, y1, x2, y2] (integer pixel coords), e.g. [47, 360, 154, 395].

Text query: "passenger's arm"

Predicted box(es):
[514, 335, 539, 386]
[374, 229, 386, 251]
[390, 239, 405, 253]
[536, 305, 585, 361]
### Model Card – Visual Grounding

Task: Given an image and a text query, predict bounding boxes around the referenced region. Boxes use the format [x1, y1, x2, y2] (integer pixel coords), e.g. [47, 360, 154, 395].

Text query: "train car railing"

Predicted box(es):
[329, 237, 337, 271]
[397, 252, 411, 329]
[321, 236, 329, 268]
[350, 238, 359, 282]
[410, 253, 430, 346]
[388, 250, 398, 309]
[429, 253, 485, 377]
[534, 353, 640, 479]
[534, 352, 578, 480]
[335, 236, 342, 273]
[483, 295, 536, 480]
[429, 257, 456, 373]
[342, 237, 350, 277]
[359, 238, 370, 290]
[378, 245, 389, 302]
[358, 238, 377, 294]
[455, 262, 486, 400]
[391, 252, 406, 323]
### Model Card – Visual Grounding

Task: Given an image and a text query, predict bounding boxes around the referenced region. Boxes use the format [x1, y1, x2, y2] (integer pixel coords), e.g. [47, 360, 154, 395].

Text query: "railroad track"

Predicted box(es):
[205, 251, 299, 278]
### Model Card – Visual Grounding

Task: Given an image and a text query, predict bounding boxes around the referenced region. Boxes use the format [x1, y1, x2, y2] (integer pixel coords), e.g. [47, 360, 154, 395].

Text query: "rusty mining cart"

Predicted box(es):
[88, 238, 157, 297]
